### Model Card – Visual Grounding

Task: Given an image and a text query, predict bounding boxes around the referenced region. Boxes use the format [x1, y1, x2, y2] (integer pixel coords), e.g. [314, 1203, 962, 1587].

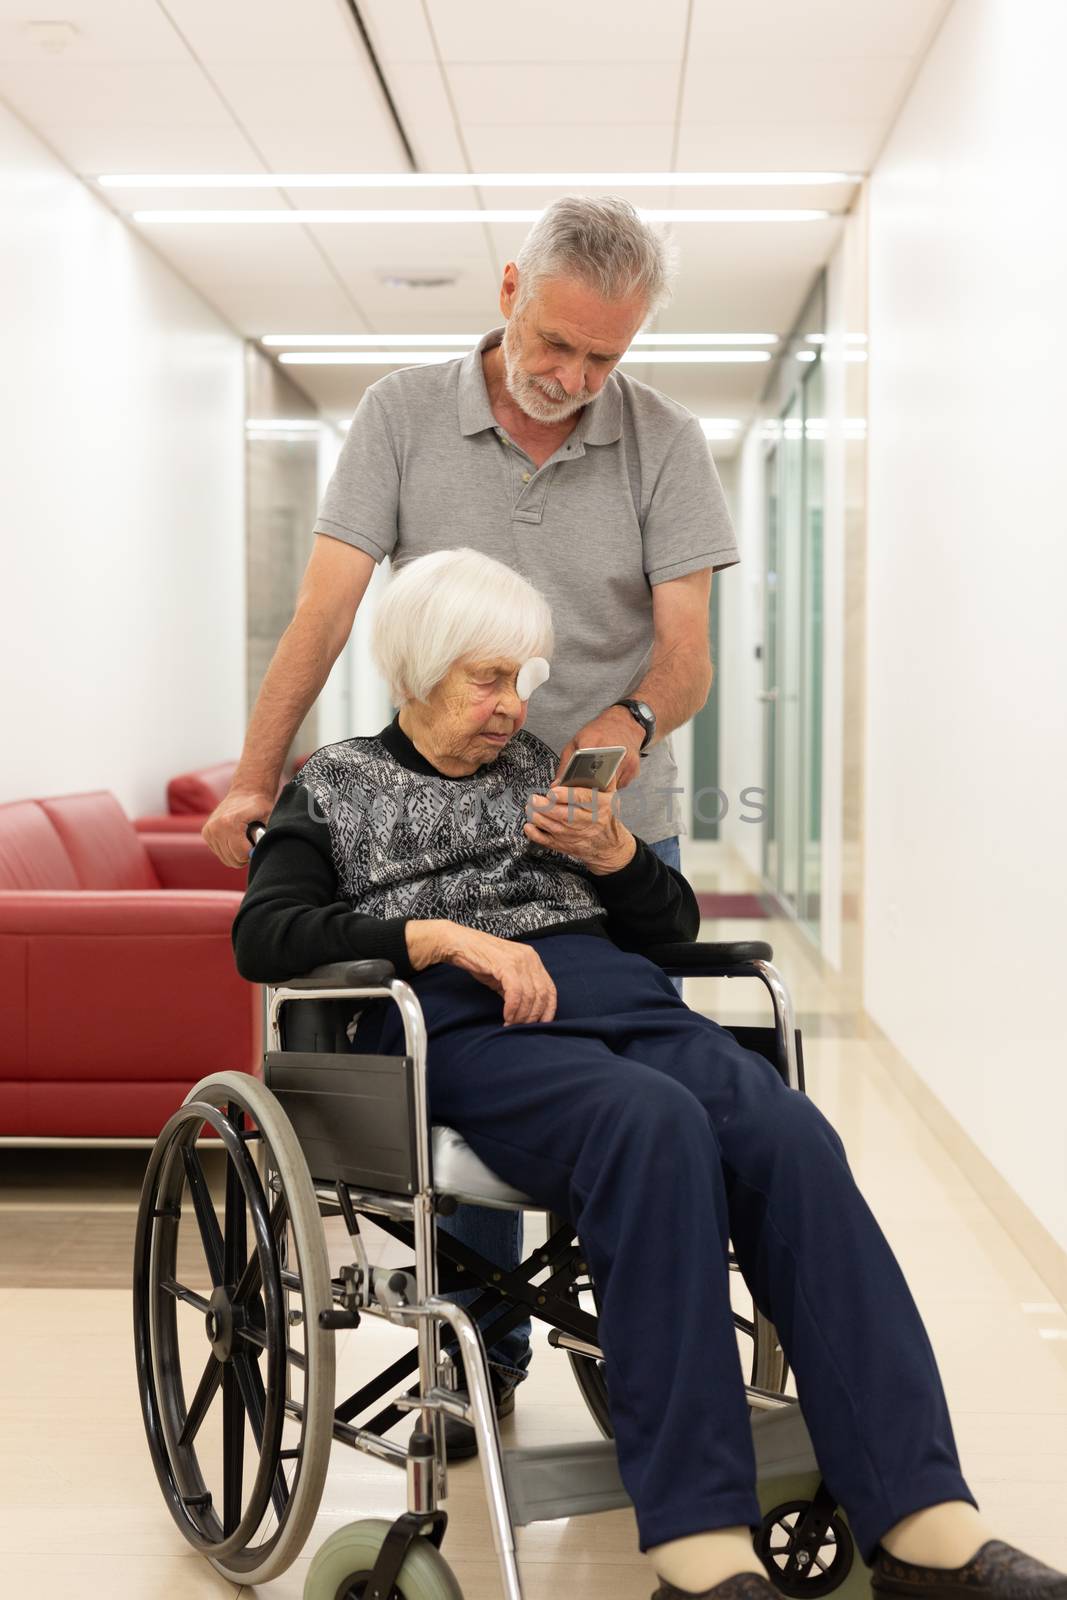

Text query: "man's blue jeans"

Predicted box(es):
[436, 834, 685, 1383]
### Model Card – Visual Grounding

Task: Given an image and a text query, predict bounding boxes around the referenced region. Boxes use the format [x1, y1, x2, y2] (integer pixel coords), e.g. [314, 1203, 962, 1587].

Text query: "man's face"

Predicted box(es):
[500, 273, 646, 424]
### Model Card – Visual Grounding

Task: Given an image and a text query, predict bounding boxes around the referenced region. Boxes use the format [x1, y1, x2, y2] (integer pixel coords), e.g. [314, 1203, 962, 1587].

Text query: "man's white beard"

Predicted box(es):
[501, 314, 602, 424]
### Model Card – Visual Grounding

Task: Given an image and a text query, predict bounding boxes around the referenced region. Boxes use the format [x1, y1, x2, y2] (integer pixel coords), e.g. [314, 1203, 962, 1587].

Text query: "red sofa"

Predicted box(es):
[134, 760, 239, 833]
[0, 790, 260, 1138]
[133, 760, 303, 834]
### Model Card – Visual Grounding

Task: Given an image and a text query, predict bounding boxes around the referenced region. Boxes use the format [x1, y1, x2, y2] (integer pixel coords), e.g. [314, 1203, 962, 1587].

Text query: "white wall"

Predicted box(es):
[865, 0, 1067, 1254]
[0, 97, 246, 818]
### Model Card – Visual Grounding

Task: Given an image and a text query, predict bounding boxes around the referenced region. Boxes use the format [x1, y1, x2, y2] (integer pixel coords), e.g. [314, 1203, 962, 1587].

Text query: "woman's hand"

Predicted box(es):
[405, 920, 557, 1025]
[523, 782, 637, 875]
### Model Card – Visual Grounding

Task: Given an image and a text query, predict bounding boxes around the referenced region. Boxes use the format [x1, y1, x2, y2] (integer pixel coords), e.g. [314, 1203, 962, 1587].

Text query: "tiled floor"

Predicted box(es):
[2, 842, 1065, 1598]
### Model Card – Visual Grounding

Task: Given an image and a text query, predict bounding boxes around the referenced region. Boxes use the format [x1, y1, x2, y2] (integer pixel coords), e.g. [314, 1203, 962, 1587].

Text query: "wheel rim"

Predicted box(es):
[546, 1217, 790, 1437]
[755, 1500, 855, 1598]
[134, 1077, 332, 1580]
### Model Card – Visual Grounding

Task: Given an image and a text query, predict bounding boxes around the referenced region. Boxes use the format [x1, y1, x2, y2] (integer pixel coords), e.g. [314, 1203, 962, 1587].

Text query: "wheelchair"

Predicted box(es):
[134, 934, 874, 1600]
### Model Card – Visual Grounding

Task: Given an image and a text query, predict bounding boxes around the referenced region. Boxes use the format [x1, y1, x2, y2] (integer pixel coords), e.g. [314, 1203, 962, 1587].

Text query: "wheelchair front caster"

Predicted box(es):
[305, 1518, 464, 1600]
[755, 1471, 870, 1600]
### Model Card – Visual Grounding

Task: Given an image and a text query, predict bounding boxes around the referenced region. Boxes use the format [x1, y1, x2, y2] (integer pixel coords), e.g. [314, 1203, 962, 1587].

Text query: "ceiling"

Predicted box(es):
[0, 0, 952, 451]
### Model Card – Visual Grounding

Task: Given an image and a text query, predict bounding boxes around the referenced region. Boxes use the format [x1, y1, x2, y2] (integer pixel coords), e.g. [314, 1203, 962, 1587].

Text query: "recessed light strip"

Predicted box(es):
[100, 170, 861, 190]
[132, 207, 833, 224]
[261, 331, 780, 347]
[278, 350, 772, 366]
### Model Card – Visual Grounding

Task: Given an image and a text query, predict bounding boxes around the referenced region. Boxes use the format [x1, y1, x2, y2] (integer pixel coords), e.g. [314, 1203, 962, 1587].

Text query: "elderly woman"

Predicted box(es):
[233, 550, 1063, 1600]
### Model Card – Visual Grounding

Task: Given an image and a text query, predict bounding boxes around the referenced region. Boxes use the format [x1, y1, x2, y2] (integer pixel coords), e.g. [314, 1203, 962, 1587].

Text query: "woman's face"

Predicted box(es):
[427, 655, 529, 768]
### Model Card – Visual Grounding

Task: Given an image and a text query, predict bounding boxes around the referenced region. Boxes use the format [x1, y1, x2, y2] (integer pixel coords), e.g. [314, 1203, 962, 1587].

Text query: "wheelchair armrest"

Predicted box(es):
[640, 940, 773, 974]
[280, 959, 397, 990]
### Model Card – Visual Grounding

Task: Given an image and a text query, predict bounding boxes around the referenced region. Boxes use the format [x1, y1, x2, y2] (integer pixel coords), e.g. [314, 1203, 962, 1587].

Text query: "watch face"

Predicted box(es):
[636, 701, 653, 723]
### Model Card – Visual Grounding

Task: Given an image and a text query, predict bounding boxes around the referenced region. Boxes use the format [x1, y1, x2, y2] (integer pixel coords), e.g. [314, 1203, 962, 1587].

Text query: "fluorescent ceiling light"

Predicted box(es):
[133, 207, 832, 224]
[261, 331, 780, 348]
[102, 170, 861, 190]
[279, 350, 771, 367]
[806, 333, 867, 344]
[279, 351, 469, 365]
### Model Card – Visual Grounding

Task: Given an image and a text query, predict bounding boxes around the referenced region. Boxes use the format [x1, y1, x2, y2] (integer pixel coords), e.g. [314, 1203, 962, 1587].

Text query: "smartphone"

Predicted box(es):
[556, 745, 627, 790]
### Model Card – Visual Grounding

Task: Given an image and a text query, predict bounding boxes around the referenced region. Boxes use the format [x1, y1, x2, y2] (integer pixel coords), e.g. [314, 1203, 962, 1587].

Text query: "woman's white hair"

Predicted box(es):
[515, 194, 677, 319]
[371, 547, 554, 705]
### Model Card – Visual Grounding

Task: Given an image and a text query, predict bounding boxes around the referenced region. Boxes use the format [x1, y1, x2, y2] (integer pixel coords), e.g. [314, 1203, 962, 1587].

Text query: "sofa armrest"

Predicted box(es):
[140, 832, 249, 891]
[0, 891, 259, 1093]
[134, 813, 205, 834]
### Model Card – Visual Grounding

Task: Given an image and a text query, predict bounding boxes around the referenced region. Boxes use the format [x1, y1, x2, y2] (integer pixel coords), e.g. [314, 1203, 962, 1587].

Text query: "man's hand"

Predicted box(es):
[202, 788, 276, 868]
[552, 705, 646, 792]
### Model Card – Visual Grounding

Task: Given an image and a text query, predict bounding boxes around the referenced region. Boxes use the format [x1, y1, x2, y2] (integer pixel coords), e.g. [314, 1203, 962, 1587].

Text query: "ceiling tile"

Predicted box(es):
[446, 61, 680, 126]
[682, 53, 913, 126]
[687, 0, 950, 60]
[0, 59, 232, 127]
[426, 0, 690, 63]
[208, 278, 362, 336]
[163, 0, 362, 63]
[32, 123, 263, 176]
[249, 123, 408, 171]
[462, 123, 677, 171]
[676, 120, 884, 171]
[381, 61, 468, 170]
[0, 2, 187, 62]
[359, 0, 438, 64]
[207, 58, 394, 130]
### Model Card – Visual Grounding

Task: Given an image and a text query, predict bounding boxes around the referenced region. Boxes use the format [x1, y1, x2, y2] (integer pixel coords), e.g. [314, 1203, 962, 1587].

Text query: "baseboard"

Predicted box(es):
[864, 1018, 1067, 1315]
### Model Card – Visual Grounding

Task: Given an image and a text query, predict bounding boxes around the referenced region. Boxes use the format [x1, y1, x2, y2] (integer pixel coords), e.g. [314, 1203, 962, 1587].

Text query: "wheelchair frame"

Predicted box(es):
[133, 939, 864, 1600]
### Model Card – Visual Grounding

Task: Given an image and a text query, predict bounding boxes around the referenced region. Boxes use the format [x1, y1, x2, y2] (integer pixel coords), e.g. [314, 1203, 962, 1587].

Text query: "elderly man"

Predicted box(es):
[205, 195, 739, 1453]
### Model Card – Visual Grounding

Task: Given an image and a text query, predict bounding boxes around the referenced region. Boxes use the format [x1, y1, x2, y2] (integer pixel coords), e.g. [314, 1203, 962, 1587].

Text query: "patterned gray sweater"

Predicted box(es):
[232, 714, 699, 983]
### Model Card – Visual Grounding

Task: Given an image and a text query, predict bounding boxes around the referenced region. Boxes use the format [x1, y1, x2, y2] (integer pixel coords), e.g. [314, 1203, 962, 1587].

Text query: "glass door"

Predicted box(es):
[761, 365, 824, 934]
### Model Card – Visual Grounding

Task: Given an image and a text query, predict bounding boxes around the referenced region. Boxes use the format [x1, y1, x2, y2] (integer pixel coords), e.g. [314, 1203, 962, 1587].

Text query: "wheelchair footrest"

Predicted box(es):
[502, 1403, 819, 1527]
[503, 1440, 630, 1526]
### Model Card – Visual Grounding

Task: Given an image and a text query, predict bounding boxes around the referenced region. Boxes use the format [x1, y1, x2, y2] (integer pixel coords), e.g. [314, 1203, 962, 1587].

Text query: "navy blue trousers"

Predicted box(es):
[357, 932, 977, 1562]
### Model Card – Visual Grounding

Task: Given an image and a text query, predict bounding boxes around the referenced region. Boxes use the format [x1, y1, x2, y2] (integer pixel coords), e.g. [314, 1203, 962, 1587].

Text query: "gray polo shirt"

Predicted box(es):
[314, 327, 739, 843]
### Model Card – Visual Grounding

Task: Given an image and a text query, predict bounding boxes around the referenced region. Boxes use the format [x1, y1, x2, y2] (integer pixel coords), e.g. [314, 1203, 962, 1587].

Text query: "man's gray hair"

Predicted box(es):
[515, 194, 676, 319]
[371, 547, 554, 705]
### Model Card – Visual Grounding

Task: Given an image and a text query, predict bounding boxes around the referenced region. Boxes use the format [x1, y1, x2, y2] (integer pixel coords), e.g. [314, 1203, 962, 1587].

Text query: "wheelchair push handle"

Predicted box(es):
[246, 820, 267, 850]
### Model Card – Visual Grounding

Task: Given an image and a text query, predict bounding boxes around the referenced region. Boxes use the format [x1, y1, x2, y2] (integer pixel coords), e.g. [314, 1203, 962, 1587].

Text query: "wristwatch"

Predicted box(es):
[613, 698, 656, 757]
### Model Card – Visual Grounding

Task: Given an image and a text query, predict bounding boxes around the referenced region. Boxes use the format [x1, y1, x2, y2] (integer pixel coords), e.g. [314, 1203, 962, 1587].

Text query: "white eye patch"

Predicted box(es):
[515, 656, 550, 701]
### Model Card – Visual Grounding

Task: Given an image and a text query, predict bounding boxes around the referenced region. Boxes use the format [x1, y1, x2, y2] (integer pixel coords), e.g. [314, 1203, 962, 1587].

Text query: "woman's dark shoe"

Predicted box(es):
[650, 1573, 781, 1600]
[442, 1368, 518, 1461]
[872, 1540, 1067, 1600]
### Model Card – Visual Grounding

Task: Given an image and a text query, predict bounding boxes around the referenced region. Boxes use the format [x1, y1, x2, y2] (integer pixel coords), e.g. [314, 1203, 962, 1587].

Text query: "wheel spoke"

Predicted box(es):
[222, 1361, 246, 1536]
[181, 1147, 225, 1288]
[233, 1353, 290, 1522]
[232, 1196, 286, 1309]
[160, 1278, 212, 1315]
[178, 1352, 224, 1446]
[224, 1103, 248, 1286]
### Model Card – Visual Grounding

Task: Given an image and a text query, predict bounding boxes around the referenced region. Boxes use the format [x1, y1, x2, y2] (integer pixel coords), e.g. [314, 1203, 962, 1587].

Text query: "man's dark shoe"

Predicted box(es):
[442, 1367, 518, 1462]
[872, 1540, 1067, 1600]
[651, 1573, 780, 1600]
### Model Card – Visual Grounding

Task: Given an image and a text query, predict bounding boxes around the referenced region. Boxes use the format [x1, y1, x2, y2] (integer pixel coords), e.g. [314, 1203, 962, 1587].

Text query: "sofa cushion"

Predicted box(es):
[167, 761, 238, 816]
[38, 791, 159, 891]
[0, 801, 79, 891]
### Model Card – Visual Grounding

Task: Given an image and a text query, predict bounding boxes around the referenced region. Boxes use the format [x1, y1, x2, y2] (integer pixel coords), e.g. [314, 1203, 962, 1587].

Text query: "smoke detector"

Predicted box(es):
[24, 21, 79, 54]
[379, 271, 459, 290]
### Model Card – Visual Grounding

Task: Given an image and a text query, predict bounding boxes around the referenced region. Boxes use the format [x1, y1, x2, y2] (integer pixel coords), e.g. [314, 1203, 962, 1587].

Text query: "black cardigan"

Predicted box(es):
[232, 714, 699, 985]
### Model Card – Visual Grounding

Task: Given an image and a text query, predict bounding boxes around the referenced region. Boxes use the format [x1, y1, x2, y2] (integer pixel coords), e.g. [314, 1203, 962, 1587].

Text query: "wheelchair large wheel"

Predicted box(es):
[305, 1520, 463, 1600]
[548, 1215, 789, 1438]
[134, 1070, 335, 1585]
